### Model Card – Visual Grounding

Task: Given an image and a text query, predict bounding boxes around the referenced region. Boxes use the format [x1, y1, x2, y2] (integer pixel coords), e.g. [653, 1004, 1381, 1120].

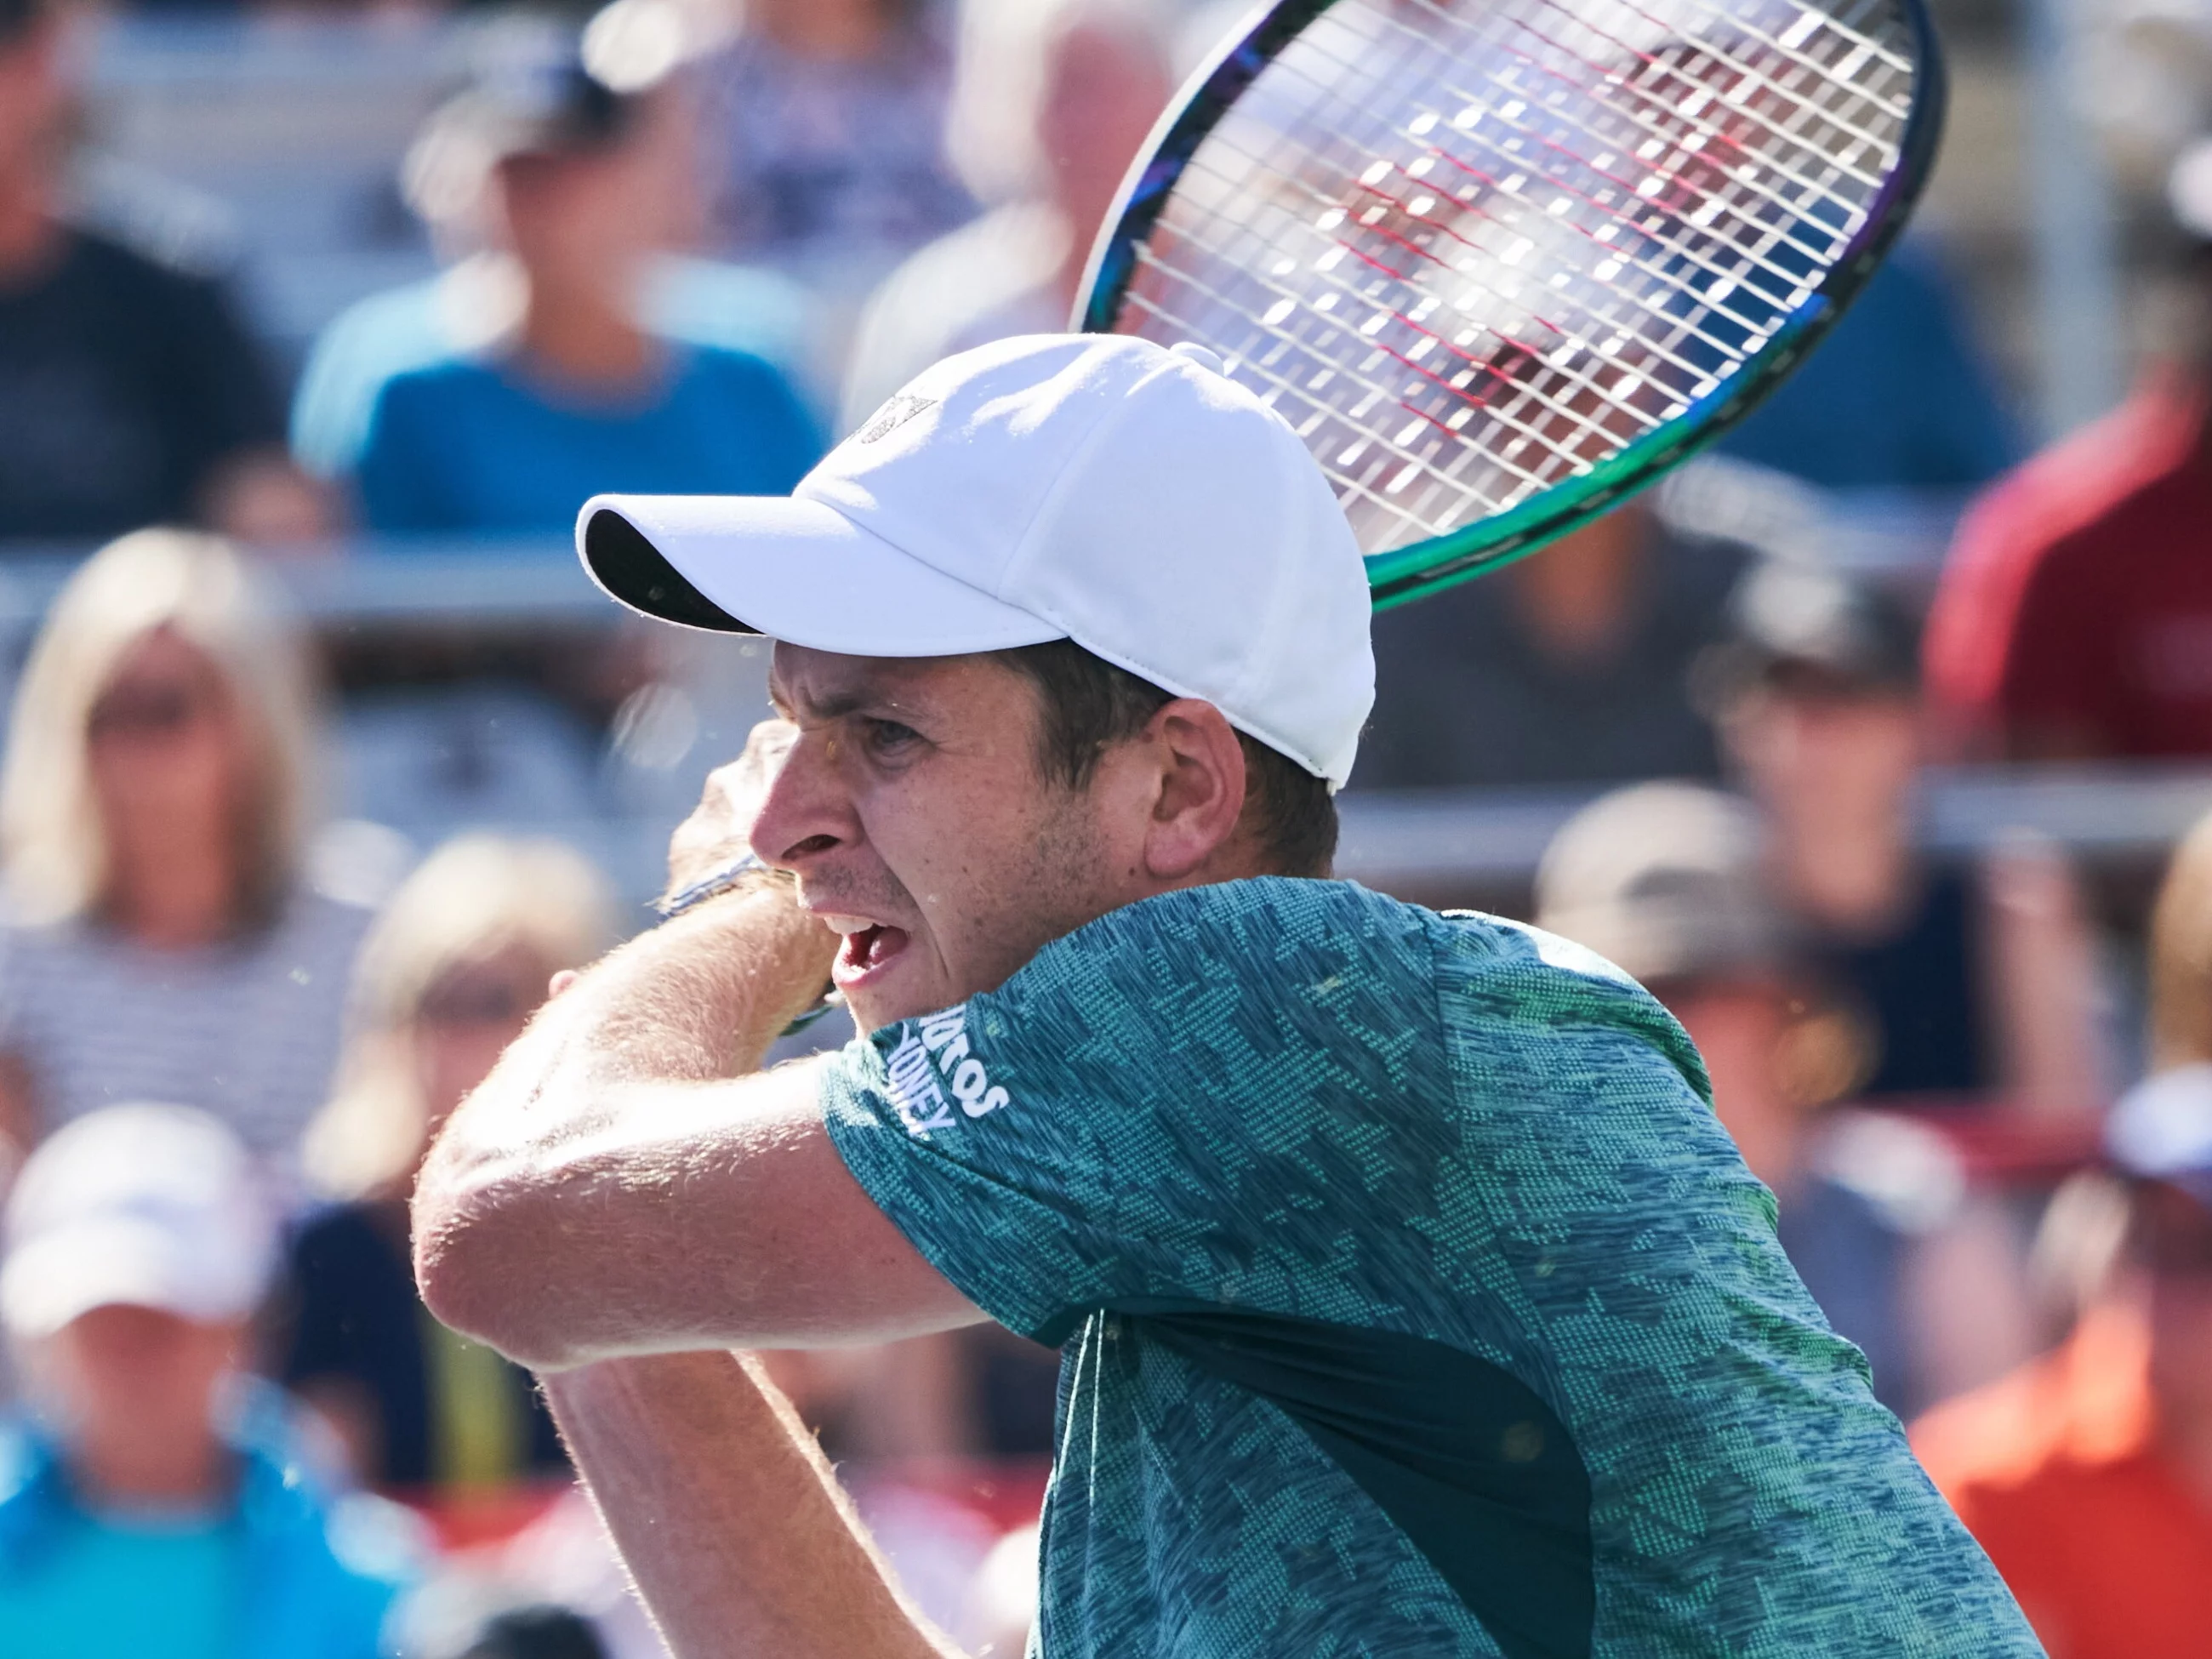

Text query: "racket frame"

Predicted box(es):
[1077, 0, 1948, 608]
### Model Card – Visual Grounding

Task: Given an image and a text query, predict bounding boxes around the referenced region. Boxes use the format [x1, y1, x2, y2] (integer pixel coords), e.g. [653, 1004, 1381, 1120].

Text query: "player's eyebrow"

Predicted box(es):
[768, 669, 924, 726]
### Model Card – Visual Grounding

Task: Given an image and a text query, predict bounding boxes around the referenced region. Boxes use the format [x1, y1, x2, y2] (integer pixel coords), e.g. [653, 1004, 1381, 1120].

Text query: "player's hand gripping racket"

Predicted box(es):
[1077, 0, 1944, 606]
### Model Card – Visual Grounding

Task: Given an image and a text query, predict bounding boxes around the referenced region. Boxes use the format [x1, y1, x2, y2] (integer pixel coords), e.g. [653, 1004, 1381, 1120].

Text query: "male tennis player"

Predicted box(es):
[414, 334, 2040, 1657]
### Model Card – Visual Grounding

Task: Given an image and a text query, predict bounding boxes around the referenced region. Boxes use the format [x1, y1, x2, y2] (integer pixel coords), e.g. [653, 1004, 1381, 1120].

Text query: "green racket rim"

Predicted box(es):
[1077, 0, 1950, 609]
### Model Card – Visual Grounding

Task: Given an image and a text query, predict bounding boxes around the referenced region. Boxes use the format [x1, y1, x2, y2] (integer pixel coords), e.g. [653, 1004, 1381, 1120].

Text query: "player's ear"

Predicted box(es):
[1140, 698, 1248, 881]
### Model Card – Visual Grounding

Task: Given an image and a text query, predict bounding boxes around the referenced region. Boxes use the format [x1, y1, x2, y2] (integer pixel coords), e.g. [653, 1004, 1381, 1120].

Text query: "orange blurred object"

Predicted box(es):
[1912, 1303, 2212, 1657]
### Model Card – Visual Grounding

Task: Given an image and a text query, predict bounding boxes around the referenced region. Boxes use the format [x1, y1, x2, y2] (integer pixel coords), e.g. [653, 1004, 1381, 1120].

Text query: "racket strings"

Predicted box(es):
[1453, 0, 1897, 206]
[1131, 191, 1668, 500]
[1204, 40, 1801, 341]
[1368, 0, 1887, 282]
[1111, 0, 1917, 550]
[1159, 44, 1762, 413]
[1120, 255, 1584, 515]
[1159, 122, 1722, 436]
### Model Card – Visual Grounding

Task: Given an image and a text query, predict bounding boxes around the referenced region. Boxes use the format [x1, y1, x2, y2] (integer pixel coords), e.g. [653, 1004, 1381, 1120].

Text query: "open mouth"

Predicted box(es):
[825, 920, 911, 989]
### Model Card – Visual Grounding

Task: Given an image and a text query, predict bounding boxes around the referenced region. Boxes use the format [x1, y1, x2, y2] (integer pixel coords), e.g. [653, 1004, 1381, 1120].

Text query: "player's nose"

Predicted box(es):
[748, 727, 858, 871]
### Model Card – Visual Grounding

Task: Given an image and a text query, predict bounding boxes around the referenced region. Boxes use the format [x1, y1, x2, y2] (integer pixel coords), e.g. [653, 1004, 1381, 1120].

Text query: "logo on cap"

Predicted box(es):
[856, 394, 938, 445]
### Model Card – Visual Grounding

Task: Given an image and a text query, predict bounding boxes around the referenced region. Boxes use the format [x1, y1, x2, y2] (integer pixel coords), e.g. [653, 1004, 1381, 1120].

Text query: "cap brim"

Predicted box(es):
[2, 1223, 258, 1338]
[578, 493, 1066, 657]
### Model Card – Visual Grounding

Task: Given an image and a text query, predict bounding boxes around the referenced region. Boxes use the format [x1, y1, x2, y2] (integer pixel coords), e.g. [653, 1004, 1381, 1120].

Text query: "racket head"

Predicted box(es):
[1078, 0, 1946, 607]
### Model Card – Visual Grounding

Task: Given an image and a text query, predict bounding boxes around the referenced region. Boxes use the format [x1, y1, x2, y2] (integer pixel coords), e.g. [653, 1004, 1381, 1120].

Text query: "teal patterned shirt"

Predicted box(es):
[820, 878, 2041, 1658]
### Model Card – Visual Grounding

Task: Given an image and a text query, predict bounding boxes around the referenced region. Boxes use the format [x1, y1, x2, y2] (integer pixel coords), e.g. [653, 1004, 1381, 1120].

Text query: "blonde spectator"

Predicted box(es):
[282, 835, 616, 1500]
[0, 529, 368, 1166]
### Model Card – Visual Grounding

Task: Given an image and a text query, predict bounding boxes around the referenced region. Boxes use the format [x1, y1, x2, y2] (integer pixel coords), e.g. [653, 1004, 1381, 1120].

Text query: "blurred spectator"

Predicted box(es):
[0, 531, 368, 1167]
[0, 1104, 416, 1656]
[284, 836, 615, 1499]
[1913, 1068, 2212, 1656]
[841, 0, 1173, 427]
[342, 20, 822, 535]
[699, 0, 972, 294]
[296, 256, 818, 500]
[1355, 502, 1751, 789]
[0, 0, 323, 544]
[1712, 238, 2021, 493]
[1536, 782, 2036, 1416]
[1710, 561, 2106, 1115]
[1924, 139, 2212, 761]
[295, 4, 827, 495]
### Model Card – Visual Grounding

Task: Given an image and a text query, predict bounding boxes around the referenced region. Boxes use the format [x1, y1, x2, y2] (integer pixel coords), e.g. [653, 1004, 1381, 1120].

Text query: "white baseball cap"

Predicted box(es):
[2, 1103, 277, 1339]
[576, 333, 1376, 788]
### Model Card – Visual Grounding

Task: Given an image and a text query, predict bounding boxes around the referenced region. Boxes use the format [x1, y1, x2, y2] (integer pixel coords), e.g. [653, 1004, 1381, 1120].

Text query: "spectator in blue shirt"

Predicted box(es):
[345, 18, 823, 537]
[0, 1103, 417, 1659]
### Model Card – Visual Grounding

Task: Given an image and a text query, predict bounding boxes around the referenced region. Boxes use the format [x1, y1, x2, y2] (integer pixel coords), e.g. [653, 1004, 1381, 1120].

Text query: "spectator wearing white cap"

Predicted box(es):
[0, 1103, 416, 1658]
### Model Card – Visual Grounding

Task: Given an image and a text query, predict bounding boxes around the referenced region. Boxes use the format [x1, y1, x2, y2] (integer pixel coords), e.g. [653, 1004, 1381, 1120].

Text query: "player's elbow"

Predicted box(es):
[413, 1172, 592, 1371]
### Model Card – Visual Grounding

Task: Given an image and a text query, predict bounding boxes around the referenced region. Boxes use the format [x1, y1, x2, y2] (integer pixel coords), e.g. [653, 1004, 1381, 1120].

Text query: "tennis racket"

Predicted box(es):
[1076, 0, 1945, 607]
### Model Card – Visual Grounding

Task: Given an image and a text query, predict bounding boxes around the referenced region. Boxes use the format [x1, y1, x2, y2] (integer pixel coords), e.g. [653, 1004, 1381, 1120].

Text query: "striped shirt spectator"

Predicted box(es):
[0, 531, 360, 1173]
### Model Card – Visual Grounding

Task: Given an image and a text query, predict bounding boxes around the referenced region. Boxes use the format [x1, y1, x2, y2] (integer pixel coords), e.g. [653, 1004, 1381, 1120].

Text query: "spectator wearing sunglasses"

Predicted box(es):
[280, 836, 614, 1500]
[0, 531, 368, 1169]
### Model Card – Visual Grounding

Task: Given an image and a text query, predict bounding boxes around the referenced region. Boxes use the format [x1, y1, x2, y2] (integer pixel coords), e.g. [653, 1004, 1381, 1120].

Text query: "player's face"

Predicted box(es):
[754, 646, 1151, 1033]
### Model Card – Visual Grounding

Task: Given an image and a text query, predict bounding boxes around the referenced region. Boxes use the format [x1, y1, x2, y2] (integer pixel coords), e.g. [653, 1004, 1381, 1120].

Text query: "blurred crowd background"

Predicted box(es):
[0, 0, 2208, 1650]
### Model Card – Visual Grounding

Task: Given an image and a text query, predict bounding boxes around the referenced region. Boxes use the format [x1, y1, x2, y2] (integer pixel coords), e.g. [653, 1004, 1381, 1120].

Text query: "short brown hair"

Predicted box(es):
[995, 640, 1337, 878]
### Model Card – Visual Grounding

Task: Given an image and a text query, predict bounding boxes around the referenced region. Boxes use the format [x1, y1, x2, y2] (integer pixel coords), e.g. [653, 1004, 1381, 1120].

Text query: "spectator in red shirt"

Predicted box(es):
[1913, 812, 2212, 1654]
[1924, 140, 2212, 761]
[1911, 1066, 2212, 1658]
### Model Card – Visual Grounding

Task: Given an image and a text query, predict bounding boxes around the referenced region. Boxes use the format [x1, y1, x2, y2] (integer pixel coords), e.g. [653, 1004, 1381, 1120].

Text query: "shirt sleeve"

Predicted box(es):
[818, 881, 1457, 1345]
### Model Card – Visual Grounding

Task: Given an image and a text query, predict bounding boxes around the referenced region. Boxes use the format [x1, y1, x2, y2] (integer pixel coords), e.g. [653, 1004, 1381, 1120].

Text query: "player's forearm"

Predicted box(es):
[413, 884, 835, 1365]
[544, 1351, 965, 1659]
